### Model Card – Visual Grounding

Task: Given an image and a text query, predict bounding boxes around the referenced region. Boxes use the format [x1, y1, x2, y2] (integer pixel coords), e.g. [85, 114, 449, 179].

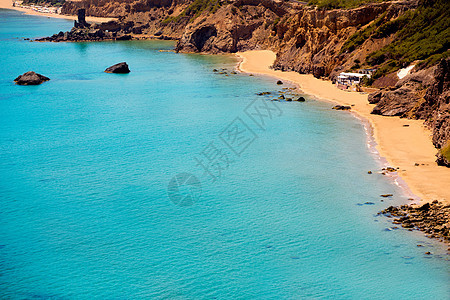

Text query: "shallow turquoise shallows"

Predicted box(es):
[0, 9, 448, 299]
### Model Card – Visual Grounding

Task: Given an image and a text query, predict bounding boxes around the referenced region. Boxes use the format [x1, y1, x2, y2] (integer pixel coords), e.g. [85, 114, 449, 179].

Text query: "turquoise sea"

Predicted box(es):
[0, 9, 449, 299]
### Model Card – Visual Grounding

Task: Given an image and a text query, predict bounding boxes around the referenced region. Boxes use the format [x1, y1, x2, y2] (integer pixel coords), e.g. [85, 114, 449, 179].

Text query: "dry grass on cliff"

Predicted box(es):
[440, 142, 450, 163]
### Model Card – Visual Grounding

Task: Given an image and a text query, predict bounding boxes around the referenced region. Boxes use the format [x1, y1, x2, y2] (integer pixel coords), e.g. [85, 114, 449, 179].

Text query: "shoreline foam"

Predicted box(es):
[0, 0, 115, 23]
[236, 50, 450, 205]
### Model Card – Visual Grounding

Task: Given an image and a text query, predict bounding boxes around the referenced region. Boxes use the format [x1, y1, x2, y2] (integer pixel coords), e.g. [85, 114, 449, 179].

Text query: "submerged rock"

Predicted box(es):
[14, 71, 50, 85]
[105, 62, 130, 74]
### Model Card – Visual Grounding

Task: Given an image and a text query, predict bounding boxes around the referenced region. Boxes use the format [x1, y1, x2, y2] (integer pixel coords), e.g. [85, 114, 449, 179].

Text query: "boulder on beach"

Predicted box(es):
[332, 105, 351, 110]
[105, 62, 130, 74]
[14, 71, 50, 85]
[276, 80, 283, 85]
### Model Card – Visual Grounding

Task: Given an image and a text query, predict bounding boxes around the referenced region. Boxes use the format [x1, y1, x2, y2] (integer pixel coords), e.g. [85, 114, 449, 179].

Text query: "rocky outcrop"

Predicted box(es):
[36, 20, 137, 42]
[380, 201, 449, 243]
[370, 59, 450, 165]
[74, 8, 89, 28]
[105, 62, 130, 73]
[14, 71, 50, 85]
[175, 1, 285, 53]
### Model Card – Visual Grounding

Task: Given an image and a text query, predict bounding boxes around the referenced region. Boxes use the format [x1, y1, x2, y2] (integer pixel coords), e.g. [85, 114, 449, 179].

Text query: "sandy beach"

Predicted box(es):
[237, 50, 450, 205]
[0, 0, 115, 23]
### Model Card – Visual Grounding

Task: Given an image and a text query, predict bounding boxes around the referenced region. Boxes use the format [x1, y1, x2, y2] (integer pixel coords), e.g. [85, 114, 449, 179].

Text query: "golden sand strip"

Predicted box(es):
[237, 50, 450, 204]
[0, 0, 115, 23]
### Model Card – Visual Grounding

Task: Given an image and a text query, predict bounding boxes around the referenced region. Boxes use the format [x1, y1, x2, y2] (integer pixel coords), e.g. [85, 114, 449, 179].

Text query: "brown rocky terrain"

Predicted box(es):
[370, 59, 450, 166]
[380, 201, 449, 243]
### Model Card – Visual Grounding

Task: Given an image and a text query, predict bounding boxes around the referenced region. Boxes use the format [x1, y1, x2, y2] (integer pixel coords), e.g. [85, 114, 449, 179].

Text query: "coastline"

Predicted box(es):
[0, 0, 115, 23]
[237, 50, 450, 205]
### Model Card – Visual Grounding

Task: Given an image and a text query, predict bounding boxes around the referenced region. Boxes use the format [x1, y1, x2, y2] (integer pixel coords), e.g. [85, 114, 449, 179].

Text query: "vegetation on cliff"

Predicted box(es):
[344, 0, 449, 79]
[307, 0, 387, 9]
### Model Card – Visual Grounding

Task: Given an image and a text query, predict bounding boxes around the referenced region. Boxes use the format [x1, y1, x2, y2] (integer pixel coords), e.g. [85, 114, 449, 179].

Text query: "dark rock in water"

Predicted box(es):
[14, 71, 50, 85]
[286, 98, 292, 101]
[116, 34, 132, 41]
[332, 105, 351, 110]
[380, 194, 393, 198]
[256, 92, 271, 96]
[379, 201, 449, 243]
[105, 62, 130, 74]
[385, 166, 396, 172]
[296, 96, 306, 102]
[276, 80, 283, 85]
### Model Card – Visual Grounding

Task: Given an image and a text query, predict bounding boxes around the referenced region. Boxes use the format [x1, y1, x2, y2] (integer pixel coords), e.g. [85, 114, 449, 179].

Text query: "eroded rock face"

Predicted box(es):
[35, 22, 136, 42]
[369, 58, 450, 166]
[105, 62, 130, 73]
[371, 86, 421, 116]
[190, 25, 217, 51]
[14, 71, 50, 85]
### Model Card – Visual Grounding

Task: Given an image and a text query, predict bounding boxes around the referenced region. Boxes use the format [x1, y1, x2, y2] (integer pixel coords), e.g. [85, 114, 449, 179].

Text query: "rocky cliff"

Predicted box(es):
[370, 59, 450, 166]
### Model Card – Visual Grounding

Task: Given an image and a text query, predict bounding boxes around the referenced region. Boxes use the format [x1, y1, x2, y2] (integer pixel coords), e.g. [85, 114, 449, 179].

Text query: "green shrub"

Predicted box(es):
[162, 0, 222, 24]
[307, 0, 387, 10]
[340, 12, 386, 53]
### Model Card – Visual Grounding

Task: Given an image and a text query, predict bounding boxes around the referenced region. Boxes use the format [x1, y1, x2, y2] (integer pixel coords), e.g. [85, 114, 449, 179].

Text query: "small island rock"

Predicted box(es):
[105, 62, 130, 74]
[14, 71, 50, 85]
